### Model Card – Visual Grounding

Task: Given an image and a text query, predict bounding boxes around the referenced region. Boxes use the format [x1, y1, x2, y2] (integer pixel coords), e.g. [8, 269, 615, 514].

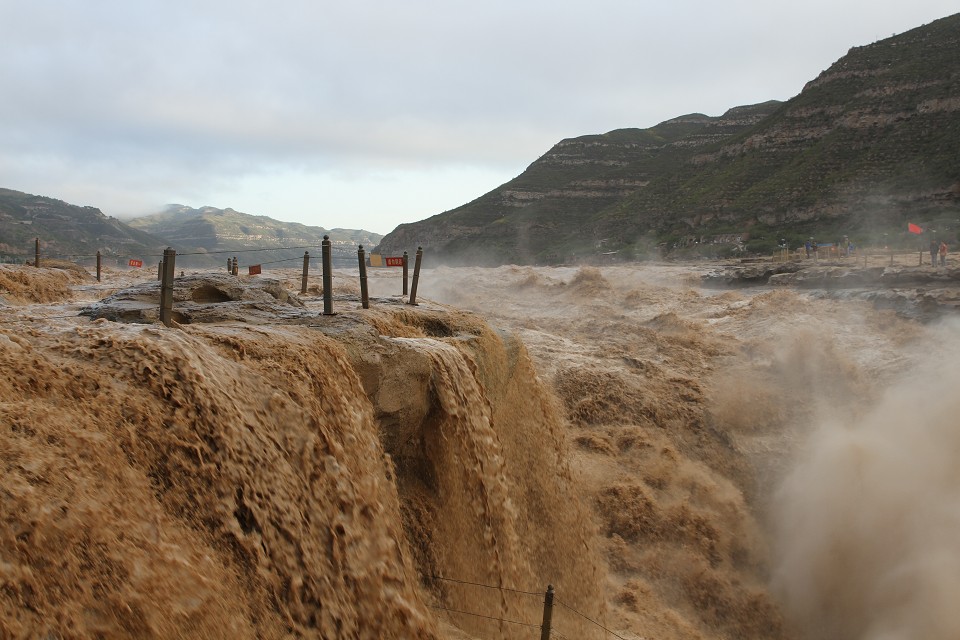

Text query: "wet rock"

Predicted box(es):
[80, 273, 306, 324]
[702, 262, 960, 321]
[701, 262, 804, 287]
[879, 266, 960, 287]
[767, 266, 886, 287]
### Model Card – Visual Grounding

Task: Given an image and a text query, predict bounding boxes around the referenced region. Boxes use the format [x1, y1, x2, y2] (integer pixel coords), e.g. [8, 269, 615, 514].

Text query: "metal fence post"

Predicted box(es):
[232, 257, 239, 276]
[540, 585, 554, 640]
[227, 257, 233, 273]
[301, 251, 309, 295]
[358, 245, 369, 309]
[402, 250, 409, 296]
[159, 247, 176, 327]
[34, 238, 40, 268]
[158, 261, 163, 280]
[322, 235, 333, 315]
[96, 250, 101, 282]
[408, 246, 423, 305]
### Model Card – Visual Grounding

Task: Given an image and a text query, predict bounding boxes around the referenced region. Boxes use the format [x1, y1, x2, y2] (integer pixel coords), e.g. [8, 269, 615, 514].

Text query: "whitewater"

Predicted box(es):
[2, 260, 957, 639]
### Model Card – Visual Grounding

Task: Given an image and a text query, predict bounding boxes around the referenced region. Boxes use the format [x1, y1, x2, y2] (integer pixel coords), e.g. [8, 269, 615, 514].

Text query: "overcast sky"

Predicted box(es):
[1, 1, 956, 235]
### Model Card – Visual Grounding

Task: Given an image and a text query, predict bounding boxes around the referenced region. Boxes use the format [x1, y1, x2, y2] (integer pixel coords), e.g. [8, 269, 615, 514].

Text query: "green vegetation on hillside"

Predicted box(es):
[376, 14, 960, 265]
[128, 205, 383, 267]
[0, 188, 165, 266]
[0, 192, 384, 269]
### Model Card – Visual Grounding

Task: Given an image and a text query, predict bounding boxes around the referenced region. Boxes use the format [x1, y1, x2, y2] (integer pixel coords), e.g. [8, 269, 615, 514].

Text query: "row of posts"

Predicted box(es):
[29, 238, 422, 325]
[223, 238, 421, 311]
[33, 238, 106, 282]
[158, 238, 424, 327]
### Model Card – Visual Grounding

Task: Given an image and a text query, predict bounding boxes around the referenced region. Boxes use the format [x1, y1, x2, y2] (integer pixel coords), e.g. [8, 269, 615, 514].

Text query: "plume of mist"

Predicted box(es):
[772, 320, 960, 639]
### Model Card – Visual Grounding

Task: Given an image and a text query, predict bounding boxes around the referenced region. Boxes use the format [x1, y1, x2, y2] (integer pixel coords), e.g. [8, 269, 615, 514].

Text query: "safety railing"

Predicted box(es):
[8, 237, 426, 326]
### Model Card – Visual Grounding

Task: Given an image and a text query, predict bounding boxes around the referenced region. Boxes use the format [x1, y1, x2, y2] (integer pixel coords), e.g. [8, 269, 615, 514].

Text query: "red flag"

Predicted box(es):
[908, 223, 923, 234]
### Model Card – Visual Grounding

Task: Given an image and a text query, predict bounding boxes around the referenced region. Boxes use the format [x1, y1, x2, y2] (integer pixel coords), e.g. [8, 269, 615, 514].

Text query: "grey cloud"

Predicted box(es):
[0, 0, 956, 223]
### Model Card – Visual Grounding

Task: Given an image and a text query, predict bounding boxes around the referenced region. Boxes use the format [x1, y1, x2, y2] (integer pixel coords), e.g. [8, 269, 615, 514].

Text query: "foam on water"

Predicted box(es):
[4, 262, 958, 639]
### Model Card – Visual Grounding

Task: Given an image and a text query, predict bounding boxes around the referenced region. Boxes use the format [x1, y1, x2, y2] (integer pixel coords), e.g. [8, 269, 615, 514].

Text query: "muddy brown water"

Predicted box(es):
[2, 262, 958, 639]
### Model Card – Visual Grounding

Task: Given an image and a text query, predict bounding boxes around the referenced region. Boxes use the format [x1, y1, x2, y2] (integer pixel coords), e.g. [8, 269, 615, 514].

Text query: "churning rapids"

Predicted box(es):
[2, 260, 959, 640]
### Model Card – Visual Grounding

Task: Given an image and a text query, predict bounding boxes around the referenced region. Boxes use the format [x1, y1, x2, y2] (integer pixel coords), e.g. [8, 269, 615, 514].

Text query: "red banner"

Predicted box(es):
[385, 256, 405, 267]
[248, 264, 262, 275]
[908, 222, 923, 234]
[128, 259, 143, 268]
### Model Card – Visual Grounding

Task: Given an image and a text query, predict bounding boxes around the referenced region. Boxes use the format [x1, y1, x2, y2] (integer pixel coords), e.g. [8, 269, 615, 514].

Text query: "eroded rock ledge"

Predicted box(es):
[702, 261, 960, 318]
[7, 270, 606, 638]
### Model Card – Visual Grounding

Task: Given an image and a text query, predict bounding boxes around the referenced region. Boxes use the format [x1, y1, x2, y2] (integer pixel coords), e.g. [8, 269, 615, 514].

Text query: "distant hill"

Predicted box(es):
[128, 205, 383, 268]
[0, 191, 383, 270]
[377, 13, 960, 264]
[0, 188, 165, 267]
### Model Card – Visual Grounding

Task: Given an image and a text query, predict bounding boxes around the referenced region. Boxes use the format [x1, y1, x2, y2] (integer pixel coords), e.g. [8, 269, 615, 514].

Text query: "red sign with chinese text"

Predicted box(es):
[128, 259, 143, 268]
[385, 256, 405, 267]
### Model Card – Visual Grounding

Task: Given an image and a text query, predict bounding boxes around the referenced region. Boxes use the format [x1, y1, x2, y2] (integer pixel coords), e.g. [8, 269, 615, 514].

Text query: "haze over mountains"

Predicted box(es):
[3, 13, 958, 269]
[378, 13, 960, 265]
[0, 188, 160, 264]
[0, 191, 382, 268]
[128, 206, 382, 268]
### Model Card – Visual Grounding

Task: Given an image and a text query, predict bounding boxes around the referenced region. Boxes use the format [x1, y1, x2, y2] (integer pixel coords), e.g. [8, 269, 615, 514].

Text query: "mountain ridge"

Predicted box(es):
[376, 14, 960, 265]
[0, 188, 166, 266]
[129, 205, 383, 267]
[0, 192, 381, 269]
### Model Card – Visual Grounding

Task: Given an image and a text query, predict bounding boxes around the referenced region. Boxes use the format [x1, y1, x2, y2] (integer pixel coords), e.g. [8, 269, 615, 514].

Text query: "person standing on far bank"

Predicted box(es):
[940, 241, 947, 267]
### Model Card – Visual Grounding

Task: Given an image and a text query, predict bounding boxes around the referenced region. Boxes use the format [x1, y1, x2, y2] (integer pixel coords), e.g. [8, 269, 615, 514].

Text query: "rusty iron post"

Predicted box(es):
[402, 251, 409, 296]
[539, 585, 554, 640]
[34, 238, 40, 268]
[408, 246, 423, 305]
[322, 235, 333, 315]
[227, 257, 233, 272]
[96, 251, 101, 282]
[232, 257, 239, 276]
[159, 247, 176, 327]
[358, 245, 369, 309]
[301, 251, 309, 295]
[158, 261, 162, 280]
